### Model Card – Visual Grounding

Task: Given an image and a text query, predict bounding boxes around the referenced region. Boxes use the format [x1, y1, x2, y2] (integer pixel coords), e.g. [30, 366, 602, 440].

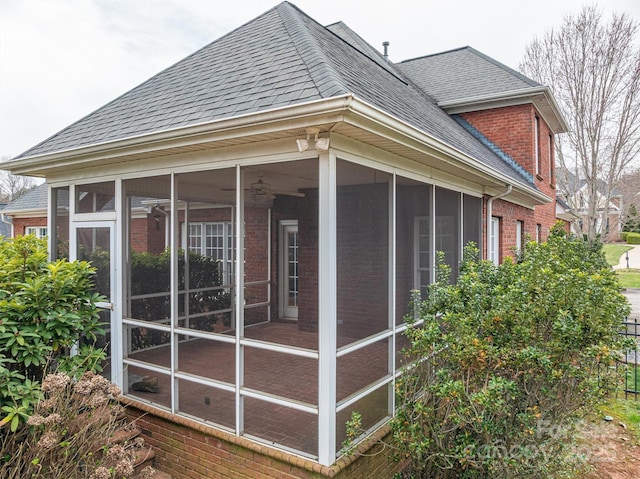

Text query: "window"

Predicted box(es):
[25, 226, 47, 239]
[187, 222, 233, 285]
[536, 223, 542, 242]
[534, 115, 541, 176]
[548, 134, 554, 183]
[516, 220, 524, 254]
[490, 216, 500, 264]
[414, 216, 430, 297]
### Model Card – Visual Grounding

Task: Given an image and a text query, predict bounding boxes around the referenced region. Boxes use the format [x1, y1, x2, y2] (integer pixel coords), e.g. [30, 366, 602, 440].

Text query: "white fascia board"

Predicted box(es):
[1, 207, 47, 218]
[5, 93, 550, 205]
[2, 95, 355, 176]
[438, 86, 569, 134]
[346, 95, 552, 205]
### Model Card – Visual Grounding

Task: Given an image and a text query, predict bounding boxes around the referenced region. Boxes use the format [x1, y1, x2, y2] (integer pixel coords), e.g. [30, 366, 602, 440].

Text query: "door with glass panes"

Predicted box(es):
[71, 222, 117, 381]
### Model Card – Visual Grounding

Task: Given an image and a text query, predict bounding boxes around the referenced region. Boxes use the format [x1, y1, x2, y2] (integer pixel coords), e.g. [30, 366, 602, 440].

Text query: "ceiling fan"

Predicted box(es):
[223, 178, 305, 199]
[249, 179, 305, 199]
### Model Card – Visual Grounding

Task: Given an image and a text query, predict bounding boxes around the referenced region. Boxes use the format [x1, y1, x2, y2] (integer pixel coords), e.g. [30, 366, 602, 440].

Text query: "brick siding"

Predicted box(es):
[125, 402, 400, 479]
[463, 104, 559, 257]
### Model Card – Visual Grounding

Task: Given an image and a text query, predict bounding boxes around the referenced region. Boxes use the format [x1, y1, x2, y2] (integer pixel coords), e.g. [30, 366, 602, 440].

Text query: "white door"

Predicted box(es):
[280, 221, 299, 319]
[70, 222, 118, 381]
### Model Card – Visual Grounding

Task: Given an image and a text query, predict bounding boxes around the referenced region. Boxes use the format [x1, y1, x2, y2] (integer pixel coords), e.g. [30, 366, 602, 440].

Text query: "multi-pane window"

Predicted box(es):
[534, 115, 541, 176]
[516, 220, 524, 254]
[187, 222, 233, 285]
[414, 216, 430, 297]
[548, 133, 554, 183]
[25, 226, 48, 239]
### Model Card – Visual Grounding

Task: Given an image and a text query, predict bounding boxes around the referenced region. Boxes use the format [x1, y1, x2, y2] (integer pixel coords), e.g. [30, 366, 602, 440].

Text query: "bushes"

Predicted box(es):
[626, 232, 640, 244]
[393, 225, 630, 478]
[1, 371, 153, 479]
[0, 235, 106, 428]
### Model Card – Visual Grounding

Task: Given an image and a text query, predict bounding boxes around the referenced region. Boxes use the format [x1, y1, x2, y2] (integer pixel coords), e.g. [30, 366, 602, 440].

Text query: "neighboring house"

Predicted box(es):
[557, 167, 623, 241]
[556, 196, 579, 233]
[2, 3, 568, 478]
[0, 203, 11, 238]
[1, 183, 49, 238]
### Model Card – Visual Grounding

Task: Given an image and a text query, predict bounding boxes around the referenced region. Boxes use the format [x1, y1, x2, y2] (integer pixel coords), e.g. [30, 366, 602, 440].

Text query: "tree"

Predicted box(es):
[617, 166, 640, 232]
[520, 6, 640, 240]
[0, 156, 37, 203]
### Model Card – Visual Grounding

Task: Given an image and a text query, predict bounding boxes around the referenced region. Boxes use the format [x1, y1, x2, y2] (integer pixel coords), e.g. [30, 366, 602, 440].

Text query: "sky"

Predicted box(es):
[1, 0, 640, 162]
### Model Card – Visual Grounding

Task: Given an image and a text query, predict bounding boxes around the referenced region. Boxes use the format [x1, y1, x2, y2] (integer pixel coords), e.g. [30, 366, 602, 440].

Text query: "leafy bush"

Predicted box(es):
[0, 371, 154, 479]
[626, 232, 640, 244]
[126, 249, 232, 350]
[393, 225, 630, 478]
[0, 236, 106, 427]
[622, 231, 629, 242]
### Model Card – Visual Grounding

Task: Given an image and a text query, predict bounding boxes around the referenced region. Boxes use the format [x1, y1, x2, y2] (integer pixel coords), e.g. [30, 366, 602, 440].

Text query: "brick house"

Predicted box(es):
[3, 3, 568, 478]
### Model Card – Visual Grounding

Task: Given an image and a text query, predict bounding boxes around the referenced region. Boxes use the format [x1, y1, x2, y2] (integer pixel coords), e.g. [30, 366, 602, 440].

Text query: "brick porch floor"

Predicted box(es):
[126, 322, 389, 456]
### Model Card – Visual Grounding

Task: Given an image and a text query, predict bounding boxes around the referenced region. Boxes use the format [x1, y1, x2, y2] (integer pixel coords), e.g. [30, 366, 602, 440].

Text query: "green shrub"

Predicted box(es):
[622, 231, 629, 242]
[0, 236, 106, 427]
[393, 224, 630, 478]
[627, 232, 640, 244]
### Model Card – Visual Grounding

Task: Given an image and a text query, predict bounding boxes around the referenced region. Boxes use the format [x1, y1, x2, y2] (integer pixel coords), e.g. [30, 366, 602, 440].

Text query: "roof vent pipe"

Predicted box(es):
[382, 41, 389, 60]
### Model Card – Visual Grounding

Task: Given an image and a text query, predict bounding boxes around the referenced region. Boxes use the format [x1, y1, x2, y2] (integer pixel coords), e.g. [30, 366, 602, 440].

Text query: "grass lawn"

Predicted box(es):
[616, 268, 640, 288]
[602, 243, 633, 266]
[599, 395, 640, 436]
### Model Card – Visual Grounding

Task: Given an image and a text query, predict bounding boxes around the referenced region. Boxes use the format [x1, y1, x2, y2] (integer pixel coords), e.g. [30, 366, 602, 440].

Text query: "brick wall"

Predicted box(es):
[125, 402, 400, 479]
[13, 216, 46, 236]
[463, 104, 559, 257]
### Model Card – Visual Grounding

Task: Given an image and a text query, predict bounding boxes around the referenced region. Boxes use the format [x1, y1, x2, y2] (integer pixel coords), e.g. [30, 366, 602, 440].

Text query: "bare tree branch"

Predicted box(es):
[0, 156, 37, 203]
[521, 6, 640, 239]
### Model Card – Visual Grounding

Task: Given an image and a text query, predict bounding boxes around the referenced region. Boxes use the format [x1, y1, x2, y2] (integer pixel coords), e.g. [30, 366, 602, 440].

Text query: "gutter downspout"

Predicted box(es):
[486, 184, 513, 261]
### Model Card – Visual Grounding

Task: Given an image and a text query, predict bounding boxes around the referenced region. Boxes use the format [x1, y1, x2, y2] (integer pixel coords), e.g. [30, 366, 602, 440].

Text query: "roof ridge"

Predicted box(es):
[277, 2, 350, 97]
[452, 115, 534, 185]
[399, 46, 472, 64]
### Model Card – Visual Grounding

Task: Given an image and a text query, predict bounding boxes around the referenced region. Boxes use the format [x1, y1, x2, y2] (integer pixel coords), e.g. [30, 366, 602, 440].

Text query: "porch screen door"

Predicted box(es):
[280, 221, 298, 319]
[71, 222, 116, 380]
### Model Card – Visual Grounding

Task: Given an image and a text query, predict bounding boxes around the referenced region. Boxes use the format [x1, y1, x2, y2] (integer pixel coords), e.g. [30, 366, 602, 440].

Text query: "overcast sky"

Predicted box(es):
[1, 0, 639, 161]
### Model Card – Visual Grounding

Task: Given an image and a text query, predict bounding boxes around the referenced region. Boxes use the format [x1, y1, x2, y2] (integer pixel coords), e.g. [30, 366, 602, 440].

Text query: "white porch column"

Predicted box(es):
[318, 151, 337, 466]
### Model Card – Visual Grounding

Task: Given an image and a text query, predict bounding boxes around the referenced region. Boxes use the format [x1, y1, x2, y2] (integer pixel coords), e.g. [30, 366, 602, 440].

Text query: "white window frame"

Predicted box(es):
[413, 216, 430, 296]
[490, 216, 500, 264]
[516, 220, 523, 255]
[534, 115, 540, 176]
[25, 226, 48, 239]
[186, 221, 233, 285]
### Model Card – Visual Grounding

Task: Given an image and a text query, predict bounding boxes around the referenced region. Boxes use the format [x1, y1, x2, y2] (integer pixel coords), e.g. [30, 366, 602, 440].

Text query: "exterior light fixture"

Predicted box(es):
[315, 137, 330, 151]
[296, 127, 329, 152]
[296, 138, 309, 152]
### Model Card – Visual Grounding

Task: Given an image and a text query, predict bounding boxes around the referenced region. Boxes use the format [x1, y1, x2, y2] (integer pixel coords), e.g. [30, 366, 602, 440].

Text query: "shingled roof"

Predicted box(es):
[14, 2, 545, 189]
[397, 46, 541, 105]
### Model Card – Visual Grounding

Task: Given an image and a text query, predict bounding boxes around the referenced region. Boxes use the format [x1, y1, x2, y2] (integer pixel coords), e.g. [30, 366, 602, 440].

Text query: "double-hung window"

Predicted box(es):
[187, 222, 233, 285]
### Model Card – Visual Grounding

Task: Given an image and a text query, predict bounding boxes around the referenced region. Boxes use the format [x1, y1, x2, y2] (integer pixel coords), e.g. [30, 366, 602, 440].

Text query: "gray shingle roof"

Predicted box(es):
[397, 46, 541, 105]
[14, 2, 535, 189]
[3, 183, 48, 211]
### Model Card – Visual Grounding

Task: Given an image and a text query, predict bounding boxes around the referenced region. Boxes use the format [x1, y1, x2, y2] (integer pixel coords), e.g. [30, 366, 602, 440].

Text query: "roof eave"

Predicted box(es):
[346, 96, 552, 206]
[3, 95, 356, 177]
[438, 86, 570, 134]
[2, 94, 550, 206]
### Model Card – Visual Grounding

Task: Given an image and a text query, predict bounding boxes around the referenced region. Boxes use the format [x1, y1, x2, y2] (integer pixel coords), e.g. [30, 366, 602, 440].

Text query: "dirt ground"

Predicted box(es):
[581, 418, 640, 478]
